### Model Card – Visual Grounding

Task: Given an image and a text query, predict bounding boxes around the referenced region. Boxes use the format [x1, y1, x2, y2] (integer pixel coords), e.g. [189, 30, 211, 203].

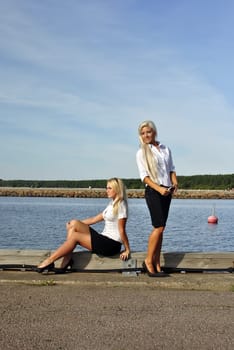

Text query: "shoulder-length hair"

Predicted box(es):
[107, 178, 128, 216]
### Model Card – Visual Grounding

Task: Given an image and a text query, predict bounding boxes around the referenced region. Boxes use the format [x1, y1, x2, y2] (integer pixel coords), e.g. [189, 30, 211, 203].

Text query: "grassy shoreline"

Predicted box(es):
[0, 187, 234, 199]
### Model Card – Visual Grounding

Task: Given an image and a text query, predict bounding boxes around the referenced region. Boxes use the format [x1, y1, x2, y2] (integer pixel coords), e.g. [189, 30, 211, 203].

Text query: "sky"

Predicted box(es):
[0, 0, 233, 180]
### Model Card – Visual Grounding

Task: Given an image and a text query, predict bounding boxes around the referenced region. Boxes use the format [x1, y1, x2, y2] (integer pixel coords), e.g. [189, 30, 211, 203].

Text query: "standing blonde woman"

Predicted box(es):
[136, 121, 178, 277]
[37, 178, 131, 272]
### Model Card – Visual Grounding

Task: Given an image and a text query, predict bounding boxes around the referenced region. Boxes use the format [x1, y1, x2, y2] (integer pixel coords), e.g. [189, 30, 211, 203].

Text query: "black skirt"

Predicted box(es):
[145, 186, 172, 228]
[90, 227, 121, 256]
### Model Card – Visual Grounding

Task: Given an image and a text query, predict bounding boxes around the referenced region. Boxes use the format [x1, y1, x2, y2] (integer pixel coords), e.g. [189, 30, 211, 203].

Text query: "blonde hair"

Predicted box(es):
[107, 178, 128, 216]
[138, 120, 158, 183]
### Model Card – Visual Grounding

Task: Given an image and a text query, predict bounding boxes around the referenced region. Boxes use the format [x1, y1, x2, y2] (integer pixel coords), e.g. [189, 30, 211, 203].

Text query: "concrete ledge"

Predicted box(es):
[0, 250, 233, 292]
[0, 249, 233, 271]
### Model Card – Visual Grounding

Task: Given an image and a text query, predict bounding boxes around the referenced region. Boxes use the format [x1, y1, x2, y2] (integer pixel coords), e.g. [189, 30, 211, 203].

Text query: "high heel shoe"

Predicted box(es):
[142, 261, 168, 277]
[36, 262, 55, 273]
[60, 259, 73, 273]
[142, 261, 158, 277]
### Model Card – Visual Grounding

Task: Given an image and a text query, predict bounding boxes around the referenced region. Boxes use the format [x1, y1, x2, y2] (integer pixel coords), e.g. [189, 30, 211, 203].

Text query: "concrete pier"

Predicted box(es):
[0, 249, 233, 271]
[0, 250, 233, 292]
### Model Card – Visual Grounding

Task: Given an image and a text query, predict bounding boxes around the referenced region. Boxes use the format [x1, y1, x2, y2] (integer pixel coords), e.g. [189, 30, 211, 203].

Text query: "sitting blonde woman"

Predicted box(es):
[37, 178, 131, 272]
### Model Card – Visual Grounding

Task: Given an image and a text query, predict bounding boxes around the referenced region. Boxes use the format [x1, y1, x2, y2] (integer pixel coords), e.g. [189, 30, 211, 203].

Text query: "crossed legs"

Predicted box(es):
[38, 220, 92, 269]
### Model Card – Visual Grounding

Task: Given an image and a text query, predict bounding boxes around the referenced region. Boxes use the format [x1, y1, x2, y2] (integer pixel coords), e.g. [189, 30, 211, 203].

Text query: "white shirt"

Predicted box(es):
[136, 143, 176, 187]
[101, 200, 127, 243]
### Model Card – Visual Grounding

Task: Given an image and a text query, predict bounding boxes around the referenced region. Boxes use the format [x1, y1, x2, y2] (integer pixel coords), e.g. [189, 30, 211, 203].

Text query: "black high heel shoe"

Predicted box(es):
[60, 259, 73, 273]
[142, 261, 158, 277]
[142, 261, 169, 277]
[36, 262, 55, 273]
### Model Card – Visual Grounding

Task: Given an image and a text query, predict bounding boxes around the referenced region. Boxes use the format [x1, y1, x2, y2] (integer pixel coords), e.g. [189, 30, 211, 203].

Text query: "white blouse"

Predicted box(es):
[136, 143, 176, 187]
[101, 200, 127, 243]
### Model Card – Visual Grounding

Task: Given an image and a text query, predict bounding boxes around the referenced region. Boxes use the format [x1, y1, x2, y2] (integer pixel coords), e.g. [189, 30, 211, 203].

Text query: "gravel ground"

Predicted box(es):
[0, 271, 233, 350]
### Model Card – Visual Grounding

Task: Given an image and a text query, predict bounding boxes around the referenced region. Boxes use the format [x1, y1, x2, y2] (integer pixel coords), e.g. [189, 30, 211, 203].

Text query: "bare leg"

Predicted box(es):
[38, 220, 92, 268]
[153, 228, 164, 272]
[60, 221, 79, 268]
[145, 226, 164, 273]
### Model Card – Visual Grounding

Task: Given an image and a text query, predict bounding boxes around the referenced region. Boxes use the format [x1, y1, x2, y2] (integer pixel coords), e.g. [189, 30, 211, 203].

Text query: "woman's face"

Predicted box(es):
[106, 182, 117, 199]
[140, 126, 156, 144]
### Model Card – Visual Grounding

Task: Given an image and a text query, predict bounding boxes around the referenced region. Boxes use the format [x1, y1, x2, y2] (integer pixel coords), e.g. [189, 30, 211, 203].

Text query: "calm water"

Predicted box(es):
[0, 197, 233, 252]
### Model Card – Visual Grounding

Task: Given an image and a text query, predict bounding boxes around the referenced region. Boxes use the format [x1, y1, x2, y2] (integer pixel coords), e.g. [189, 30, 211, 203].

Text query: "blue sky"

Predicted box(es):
[0, 0, 233, 180]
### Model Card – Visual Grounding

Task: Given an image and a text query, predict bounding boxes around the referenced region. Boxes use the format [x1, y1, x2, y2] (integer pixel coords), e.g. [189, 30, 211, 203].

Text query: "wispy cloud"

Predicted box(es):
[0, 0, 233, 179]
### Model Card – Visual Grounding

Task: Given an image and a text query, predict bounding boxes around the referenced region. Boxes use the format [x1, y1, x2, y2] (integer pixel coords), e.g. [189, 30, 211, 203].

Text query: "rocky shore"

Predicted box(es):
[0, 187, 234, 199]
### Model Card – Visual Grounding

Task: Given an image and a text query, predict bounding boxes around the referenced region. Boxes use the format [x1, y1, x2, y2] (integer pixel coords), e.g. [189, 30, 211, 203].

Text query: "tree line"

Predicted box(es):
[0, 174, 233, 190]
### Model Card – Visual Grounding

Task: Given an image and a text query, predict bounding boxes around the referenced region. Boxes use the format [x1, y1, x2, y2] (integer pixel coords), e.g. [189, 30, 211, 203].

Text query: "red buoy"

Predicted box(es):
[208, 205, 218, 224]
[208, 215, 218, 224]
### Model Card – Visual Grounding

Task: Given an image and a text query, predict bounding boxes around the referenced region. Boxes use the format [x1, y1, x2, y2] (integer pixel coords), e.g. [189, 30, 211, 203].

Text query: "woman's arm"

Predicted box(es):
[118, 218, 131, 260]
[143, 176, 170, 196]
[82, 212, 104, 226]
[170, 171, 178, 192]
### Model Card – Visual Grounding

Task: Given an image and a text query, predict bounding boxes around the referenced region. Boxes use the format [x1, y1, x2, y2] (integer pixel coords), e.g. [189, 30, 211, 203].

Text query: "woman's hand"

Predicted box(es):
[120, 250, 130, 261]
[144, 177, 170, 196]
[158, 187, 171, 196]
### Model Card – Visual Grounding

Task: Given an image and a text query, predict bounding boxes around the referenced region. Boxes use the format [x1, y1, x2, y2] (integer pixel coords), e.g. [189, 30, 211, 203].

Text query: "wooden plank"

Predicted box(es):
[160, 252, 234, 270]
[70, 252, 234, 270]
[0, 249, 51, 266]
[0, 250, 233, 270]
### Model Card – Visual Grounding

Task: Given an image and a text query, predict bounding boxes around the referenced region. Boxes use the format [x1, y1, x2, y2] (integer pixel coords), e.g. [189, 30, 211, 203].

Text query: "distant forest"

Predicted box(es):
[0, 174, 233, 190]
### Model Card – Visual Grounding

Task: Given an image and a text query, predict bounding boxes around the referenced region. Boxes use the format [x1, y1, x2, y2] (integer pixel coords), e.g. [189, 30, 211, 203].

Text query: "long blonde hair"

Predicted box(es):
[138, 120, 158, 183]
[107, 178, 128, 216]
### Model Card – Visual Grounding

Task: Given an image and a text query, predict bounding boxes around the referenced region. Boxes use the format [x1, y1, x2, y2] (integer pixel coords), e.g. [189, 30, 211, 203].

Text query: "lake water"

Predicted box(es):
[0, 197, 233, 252]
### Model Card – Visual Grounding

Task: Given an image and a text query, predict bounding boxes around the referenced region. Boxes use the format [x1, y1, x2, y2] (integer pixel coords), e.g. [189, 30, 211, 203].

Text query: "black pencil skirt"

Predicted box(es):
[90, 227, 122, 256]
[145, 186, 172, 228]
